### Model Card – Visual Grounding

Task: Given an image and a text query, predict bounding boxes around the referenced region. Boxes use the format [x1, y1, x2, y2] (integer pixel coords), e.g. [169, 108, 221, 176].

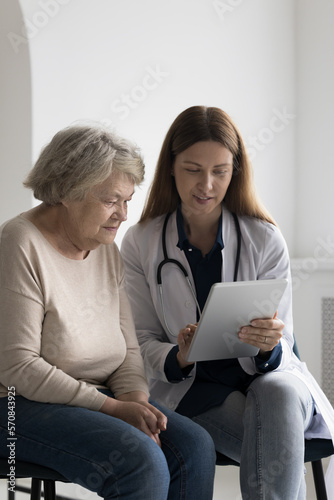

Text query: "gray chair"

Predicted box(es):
[0, 459, 70, 500]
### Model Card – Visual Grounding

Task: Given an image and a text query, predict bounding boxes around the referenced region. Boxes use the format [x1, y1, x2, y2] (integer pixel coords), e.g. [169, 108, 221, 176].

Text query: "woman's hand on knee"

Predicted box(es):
[99, 396, 167, 447]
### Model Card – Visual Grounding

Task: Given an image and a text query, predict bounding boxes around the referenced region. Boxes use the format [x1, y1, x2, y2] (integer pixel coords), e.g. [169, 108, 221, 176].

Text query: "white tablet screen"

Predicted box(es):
[185, 279, 288, 362]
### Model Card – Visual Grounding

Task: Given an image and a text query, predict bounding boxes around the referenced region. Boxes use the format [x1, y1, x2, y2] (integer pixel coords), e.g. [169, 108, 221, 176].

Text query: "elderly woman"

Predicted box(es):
[0, 125, 216, 500]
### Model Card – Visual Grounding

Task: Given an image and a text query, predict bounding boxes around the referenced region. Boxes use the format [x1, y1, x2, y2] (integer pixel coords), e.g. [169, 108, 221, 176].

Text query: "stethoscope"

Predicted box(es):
[157, 211, 242, 337]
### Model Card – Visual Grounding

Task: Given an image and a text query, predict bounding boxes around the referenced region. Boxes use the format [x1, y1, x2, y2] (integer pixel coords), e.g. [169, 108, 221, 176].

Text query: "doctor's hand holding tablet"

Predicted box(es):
[178, 278, 288, 366]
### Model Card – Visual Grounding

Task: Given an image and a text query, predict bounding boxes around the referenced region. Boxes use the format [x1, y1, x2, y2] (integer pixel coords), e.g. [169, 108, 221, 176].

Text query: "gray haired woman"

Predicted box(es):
[0, 124, 216, 500]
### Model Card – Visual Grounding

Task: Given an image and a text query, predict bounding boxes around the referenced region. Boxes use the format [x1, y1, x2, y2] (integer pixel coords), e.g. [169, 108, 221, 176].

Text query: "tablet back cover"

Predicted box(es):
[186, 279, 288, 362]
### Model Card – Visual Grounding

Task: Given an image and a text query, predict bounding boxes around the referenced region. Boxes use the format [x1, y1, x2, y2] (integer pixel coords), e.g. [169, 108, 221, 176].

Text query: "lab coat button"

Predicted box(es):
[185, 300, 193, 309]
[168, 402, 175, 410]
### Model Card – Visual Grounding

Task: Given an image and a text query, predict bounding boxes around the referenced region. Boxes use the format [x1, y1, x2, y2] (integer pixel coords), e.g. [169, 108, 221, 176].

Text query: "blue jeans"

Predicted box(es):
[0, 391, 216, 499]
[192, 372, 314, 500]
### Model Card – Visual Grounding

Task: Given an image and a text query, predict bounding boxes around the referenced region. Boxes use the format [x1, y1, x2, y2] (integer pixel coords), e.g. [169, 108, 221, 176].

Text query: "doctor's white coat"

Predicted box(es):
[121, 207, 334, 490]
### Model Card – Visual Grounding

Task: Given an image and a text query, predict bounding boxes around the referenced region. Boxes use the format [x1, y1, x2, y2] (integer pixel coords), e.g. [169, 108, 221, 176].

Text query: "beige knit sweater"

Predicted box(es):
[0, 216, 149, 410]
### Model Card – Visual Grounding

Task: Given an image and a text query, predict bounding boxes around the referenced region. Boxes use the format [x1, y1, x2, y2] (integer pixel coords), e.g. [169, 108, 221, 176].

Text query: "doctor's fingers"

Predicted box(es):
[184, 323, 197, 333]
[250, 316, 284, 332]
[239, 325, 282, 350]
[178, 328, 195, 346]
[178, 324, 196, 339]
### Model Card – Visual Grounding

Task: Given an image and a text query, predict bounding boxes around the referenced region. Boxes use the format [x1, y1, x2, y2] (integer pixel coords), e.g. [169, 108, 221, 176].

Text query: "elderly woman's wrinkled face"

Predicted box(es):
[62, 170, 134, 251]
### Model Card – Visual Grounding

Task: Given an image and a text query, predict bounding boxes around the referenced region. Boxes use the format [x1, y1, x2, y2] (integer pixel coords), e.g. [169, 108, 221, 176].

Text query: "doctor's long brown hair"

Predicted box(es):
[140, 106, 276, 226]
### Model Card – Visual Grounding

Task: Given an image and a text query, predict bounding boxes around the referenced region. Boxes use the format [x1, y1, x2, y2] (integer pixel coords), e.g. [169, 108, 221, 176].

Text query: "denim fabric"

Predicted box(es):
[193, 371, 314, 500]
[0, 391, 216, 499]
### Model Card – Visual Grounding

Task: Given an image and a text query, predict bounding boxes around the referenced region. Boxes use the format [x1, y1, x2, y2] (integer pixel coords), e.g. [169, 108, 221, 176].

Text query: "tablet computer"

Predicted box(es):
[185, 279, 288, 362]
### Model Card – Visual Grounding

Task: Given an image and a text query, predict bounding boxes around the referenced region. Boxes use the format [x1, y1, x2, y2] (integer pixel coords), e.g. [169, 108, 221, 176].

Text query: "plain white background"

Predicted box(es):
[1, 0, 334, 257]
[1, 1, 334, 498]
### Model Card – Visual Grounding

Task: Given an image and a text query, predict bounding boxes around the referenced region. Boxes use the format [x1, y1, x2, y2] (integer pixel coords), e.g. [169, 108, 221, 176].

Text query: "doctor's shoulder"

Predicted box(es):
[238, 213, 288, 252]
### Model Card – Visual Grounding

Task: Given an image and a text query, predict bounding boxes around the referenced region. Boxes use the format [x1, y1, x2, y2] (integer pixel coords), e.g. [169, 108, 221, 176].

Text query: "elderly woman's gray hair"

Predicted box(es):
[24, 124, 145, 205]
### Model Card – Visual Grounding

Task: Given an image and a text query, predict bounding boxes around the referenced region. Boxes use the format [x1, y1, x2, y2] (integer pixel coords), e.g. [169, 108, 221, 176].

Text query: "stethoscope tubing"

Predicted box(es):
[156, 210, 241, 337]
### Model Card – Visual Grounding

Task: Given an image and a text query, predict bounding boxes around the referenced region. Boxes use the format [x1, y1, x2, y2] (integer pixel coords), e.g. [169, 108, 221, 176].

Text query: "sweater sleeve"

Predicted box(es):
[104, 269, 149, 398]
[0, 220, 106, 410]
[0, 285, 108, 410]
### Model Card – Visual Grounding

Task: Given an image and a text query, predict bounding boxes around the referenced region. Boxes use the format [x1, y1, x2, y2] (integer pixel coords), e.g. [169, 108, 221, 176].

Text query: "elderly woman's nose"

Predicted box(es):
[114, 202, 128, 221]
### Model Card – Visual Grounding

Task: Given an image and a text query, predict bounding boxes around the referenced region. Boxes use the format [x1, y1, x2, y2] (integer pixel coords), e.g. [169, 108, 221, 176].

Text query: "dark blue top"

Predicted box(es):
[164, 206, 283, 418]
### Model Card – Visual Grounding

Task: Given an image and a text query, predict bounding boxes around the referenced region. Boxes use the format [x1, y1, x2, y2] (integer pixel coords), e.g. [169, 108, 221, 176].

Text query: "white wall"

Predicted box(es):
[290, 0, 334, 382]
[295, 0, 334, 258]
[0, 0, 32, 223]
[2, 0, 297, 249]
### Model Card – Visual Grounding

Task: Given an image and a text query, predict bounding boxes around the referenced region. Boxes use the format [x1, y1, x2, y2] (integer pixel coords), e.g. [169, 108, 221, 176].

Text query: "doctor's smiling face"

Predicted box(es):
[172, 141, 234, 221]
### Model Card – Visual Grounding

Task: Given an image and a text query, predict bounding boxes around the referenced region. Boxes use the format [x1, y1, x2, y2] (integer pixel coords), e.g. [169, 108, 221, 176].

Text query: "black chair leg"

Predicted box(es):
[312, 460, 328, 500]
[31, 478, 42, 500]
[8, 488, 15, 500]
[43, 479, 57, 500]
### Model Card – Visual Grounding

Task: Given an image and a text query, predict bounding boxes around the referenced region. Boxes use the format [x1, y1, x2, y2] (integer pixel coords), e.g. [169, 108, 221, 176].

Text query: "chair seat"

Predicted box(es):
[0, 458, 69, 482]
[305, 438, 334, 462]
[216, 452, 239, 466]
[216, 438, 334, 467]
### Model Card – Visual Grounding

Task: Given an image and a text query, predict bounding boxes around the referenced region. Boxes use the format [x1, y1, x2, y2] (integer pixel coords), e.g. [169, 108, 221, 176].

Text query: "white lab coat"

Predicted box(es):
[121, 207, 334, 486]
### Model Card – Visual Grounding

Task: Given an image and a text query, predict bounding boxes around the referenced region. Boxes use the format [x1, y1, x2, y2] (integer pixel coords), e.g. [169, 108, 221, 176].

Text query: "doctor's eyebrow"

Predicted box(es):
[182, 160, 233, 168]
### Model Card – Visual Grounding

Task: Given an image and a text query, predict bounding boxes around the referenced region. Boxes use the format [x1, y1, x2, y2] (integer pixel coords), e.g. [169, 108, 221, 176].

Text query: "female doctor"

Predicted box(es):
[121, 106, 334, 499]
